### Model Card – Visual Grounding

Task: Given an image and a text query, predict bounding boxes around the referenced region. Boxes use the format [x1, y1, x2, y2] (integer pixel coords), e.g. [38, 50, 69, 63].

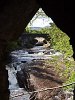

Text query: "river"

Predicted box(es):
[6, 46, 63, 100]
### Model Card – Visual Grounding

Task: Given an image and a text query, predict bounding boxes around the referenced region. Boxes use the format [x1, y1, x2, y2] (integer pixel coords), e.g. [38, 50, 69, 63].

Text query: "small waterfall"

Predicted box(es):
[6, 45, 63, 100]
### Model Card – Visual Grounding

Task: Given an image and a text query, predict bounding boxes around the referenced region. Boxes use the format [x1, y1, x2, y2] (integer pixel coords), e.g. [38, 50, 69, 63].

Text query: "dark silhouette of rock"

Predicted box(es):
[0, 0, 74, 99]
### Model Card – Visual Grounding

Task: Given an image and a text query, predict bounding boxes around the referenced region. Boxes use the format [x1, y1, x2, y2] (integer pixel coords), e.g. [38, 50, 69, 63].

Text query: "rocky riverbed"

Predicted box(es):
[6, 36, 74, 100]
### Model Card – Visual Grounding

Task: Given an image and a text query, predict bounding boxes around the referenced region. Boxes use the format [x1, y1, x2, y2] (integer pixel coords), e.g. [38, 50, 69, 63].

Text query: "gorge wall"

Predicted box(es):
[0, 0, 74, 100]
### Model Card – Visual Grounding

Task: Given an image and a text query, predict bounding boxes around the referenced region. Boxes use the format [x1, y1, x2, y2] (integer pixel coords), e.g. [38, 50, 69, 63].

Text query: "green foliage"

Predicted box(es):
[25, 27, 43, 34]
[26, 23, 73, 58]
[45, 56, 75, 90]
[26, 22, 75, 90]
[40, 23, 73, 58]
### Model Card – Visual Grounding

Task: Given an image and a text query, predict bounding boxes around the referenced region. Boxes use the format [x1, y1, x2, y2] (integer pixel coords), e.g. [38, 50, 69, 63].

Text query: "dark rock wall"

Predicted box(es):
[0, 0, 74, 99]
[0, 0, 39, 99]
[19, 33, 51, 48]
[0, 0, 39, 41]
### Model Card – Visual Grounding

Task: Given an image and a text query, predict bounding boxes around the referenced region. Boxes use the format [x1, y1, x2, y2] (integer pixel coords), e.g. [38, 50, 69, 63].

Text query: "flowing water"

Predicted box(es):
[6, 46, 63, 100]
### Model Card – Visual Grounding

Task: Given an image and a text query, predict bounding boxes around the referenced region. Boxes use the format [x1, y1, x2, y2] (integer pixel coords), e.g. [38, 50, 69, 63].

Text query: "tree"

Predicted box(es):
[27, 8, 51, 27]
[40, 23, 73, 57]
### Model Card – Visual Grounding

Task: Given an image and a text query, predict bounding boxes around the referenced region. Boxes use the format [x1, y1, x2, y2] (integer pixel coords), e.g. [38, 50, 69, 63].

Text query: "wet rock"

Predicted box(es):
[43, 39, 47, 44]
[16, 64, 64, 100]
[10, 88, 30, 100]
[28, 51, 34, 54]
[64, 91, 73, 100]
[16, 62, 74, 100]
[35, 42, 44, 46]
[21, 61, 27, 63]
[16, 70, 29, 89]
[67, 96, 73, 100]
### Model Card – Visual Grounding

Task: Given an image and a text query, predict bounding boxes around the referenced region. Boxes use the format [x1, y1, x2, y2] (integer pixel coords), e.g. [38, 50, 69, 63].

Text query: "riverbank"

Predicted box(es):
[6, 35, 74, 100]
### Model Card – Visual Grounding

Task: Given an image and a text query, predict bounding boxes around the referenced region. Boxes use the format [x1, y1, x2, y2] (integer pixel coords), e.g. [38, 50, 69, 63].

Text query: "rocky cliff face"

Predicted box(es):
[0, 0, 39, 41]
[0, 0, 74, 100]
[0, 0, 39, 99]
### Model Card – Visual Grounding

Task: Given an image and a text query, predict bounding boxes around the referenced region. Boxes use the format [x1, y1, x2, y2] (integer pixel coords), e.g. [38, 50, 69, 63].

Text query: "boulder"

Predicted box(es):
[16, 64, 64, 100]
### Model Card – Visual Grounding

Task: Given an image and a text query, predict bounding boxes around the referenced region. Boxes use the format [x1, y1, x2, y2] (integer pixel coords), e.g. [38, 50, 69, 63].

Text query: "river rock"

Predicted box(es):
[16, 63, 65, 100]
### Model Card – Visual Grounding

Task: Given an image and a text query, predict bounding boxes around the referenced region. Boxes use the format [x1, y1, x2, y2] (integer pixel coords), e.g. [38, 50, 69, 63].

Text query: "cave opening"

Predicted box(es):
[0, 0, 74, 99]
[5, 8, 74, 100]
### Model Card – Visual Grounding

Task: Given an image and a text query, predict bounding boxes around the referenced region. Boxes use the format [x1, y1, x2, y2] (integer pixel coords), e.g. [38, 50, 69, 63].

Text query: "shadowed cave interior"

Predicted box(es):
[0, 0, 74, 100]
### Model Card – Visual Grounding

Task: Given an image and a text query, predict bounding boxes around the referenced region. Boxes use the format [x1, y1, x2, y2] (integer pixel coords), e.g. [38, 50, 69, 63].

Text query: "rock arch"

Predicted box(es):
[0, 0, 74, 100]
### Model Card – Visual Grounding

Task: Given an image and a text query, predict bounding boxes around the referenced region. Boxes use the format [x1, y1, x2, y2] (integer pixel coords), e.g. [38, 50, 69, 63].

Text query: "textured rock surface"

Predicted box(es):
[0, 0, 39, 99]
[0, 0, 74, 100]
[16, 61, 64, 100]
[16, 61, 74, 100]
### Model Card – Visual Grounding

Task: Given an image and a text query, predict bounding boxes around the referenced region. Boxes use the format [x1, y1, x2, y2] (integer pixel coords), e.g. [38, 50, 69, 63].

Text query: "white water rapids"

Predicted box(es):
[6, 46, 63, 100]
